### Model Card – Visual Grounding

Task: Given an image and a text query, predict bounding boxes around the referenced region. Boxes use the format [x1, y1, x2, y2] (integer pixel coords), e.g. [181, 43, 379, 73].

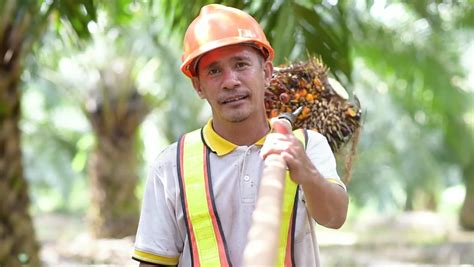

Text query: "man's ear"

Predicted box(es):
[263, 61, 273, 87]
[191, 77, 206, 99]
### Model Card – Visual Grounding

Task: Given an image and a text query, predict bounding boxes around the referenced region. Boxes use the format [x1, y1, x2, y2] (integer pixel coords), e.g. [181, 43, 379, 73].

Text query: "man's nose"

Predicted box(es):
[221, 69, 241, 90]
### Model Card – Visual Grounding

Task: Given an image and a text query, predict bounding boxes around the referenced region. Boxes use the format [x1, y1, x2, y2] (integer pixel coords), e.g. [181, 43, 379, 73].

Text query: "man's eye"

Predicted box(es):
[236, 62, 249, 69]
[208, 68, 220, 76]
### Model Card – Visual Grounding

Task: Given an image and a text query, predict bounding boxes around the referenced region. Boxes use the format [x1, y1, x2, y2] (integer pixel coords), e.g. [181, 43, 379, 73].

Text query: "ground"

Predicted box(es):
[35, 211, 474, 266]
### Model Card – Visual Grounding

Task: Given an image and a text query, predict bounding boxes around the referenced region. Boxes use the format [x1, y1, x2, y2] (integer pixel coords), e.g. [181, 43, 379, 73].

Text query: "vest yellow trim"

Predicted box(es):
[278, 128, 305, 266]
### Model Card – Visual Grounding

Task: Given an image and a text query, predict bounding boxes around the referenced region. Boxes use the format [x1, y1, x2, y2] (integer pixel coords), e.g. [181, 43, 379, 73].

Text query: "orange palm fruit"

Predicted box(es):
[271, 109, 279, 118]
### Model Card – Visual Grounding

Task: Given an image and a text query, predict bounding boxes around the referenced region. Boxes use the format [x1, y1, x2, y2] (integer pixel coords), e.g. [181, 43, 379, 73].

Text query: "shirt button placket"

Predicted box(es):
[240, 148, 256, 204]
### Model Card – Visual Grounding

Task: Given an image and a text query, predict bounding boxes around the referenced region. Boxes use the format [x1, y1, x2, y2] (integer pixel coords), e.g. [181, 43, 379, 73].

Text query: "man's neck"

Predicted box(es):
[211, 116, 270, 146]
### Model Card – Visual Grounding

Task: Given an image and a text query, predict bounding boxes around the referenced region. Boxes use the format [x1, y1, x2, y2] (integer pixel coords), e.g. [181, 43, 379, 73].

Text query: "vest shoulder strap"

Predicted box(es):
[177, 129, 231, 267]
[279, 128, 307, 266]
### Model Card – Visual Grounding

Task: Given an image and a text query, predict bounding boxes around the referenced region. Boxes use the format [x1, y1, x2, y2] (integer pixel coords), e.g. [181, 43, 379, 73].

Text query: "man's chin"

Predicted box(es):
[224, 111, 250, 123]
[228, 116, 248, 123]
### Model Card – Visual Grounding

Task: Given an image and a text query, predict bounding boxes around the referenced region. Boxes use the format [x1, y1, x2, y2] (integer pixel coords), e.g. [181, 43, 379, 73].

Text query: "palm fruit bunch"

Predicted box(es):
[265, 57, 362, 153]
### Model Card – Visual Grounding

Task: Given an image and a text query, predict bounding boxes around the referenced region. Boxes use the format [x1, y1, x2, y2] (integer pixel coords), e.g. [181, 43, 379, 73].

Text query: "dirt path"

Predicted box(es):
[35, 212, 474, 266]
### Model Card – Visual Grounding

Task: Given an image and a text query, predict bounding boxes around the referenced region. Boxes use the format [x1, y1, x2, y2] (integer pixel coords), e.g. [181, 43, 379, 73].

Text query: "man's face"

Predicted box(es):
[191, 45, 273, 124]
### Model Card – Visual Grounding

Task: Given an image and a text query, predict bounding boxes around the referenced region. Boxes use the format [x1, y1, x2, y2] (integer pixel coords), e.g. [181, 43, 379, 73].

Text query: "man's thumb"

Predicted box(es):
[271, 118, 292, 134]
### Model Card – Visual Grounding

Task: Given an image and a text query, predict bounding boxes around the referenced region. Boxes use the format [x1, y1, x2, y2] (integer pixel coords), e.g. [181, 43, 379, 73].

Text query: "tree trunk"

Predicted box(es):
[0, 46, 40, 266]
[460, 161, 474, 230]
[404, 179, 439, 211]
[88, 135, 139, 238]
[404, 190, 413, 211]
[84, 63, 148, 238]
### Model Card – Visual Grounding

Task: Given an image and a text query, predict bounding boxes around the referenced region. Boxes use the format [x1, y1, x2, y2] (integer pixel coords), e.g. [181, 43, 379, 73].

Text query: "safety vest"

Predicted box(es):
[177, 128, 308, 267]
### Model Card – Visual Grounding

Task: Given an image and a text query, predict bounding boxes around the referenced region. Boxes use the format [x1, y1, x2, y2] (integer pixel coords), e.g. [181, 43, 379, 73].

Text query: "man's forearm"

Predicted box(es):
[300, 168, 348, 229]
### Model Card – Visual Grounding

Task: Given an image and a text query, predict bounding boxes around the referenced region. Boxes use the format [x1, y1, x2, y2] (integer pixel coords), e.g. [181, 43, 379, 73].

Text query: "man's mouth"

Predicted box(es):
[221, 95, 248, 104]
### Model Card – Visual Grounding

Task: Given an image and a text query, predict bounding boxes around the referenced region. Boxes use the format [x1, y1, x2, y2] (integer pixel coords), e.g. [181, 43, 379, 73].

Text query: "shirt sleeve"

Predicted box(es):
[132, 146, 182, 265]
[305, 130, 346, 191]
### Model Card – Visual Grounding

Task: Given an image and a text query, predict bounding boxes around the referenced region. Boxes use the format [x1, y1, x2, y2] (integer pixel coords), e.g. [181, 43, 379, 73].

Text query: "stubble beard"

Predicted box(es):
[224, 108, 251, 123]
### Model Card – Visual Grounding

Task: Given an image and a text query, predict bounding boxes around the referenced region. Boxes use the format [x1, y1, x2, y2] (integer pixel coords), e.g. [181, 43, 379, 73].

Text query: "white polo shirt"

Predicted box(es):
[133, 120, 345, 266]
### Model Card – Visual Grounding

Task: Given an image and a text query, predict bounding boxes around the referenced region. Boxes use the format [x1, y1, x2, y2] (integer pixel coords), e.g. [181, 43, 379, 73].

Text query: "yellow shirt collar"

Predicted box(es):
[202, 119, 268, 156]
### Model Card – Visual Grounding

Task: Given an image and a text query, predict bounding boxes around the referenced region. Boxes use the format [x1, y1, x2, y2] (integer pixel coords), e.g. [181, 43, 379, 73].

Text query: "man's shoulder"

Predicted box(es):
[159, 141, 179, 158]
[151, 127, 205, 165]
[304, 129, 327, 143]
[150, 142, 179, 170]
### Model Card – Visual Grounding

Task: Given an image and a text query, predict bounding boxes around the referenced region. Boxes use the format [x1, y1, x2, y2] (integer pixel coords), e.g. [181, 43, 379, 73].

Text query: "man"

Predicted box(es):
[133, 4, 348, 266]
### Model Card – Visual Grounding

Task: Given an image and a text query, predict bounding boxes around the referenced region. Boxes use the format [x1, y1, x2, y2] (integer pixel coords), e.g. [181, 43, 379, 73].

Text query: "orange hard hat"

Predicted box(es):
[180, 4, 274, 78]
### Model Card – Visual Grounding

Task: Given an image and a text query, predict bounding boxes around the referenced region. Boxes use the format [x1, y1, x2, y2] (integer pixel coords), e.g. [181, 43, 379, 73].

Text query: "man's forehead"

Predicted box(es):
[197, 45, 261, 69]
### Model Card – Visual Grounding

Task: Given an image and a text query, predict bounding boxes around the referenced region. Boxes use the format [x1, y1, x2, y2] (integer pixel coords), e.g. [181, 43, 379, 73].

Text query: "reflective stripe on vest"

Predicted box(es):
[177, 128, 307, 266]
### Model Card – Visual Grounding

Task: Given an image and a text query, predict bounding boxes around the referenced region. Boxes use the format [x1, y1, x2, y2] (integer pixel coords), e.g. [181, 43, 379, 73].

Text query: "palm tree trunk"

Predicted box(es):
[460, 161, 474, 230]
[0, 41, 40, 266]
[88, 134, 139, 238]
